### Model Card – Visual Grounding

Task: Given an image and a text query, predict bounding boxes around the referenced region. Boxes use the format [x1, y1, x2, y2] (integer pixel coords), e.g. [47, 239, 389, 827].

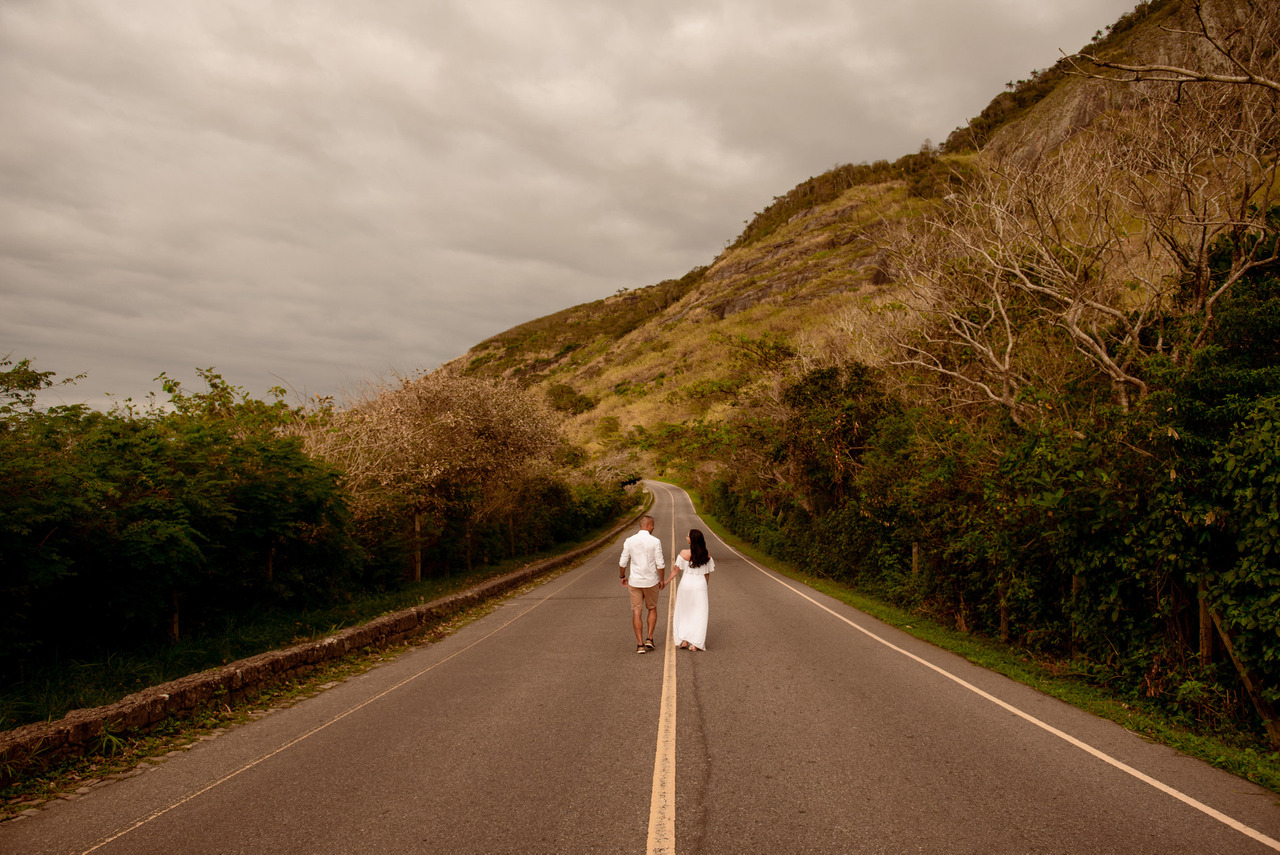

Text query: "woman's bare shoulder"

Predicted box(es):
[679, 549, 692, 562]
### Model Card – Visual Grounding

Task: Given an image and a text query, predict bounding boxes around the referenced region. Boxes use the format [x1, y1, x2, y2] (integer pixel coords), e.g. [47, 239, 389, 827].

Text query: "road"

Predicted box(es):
[3, 480, 1280, 854]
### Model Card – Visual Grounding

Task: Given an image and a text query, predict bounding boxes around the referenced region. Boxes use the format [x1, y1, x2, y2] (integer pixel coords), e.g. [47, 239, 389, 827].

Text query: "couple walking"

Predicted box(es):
[618, 514, 715, 654]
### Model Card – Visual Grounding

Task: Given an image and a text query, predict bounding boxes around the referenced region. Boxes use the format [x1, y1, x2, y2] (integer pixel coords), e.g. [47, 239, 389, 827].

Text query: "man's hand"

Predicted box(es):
[620, 576, 628, 587]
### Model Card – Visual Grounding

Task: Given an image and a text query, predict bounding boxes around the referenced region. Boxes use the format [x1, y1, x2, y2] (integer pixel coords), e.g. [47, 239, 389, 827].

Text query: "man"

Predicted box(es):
[619, 514, 665, 654]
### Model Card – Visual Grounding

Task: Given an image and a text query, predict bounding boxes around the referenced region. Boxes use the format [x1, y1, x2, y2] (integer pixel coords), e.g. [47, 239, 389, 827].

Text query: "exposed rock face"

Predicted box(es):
[692, 196, 892, 319]
[983, 79, 1126, 163]
[983, 0, 1260, 163]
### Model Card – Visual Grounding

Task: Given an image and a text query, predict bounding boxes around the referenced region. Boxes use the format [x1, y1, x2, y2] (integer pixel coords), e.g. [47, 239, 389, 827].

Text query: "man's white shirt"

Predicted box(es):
[620, 529, 665, 588]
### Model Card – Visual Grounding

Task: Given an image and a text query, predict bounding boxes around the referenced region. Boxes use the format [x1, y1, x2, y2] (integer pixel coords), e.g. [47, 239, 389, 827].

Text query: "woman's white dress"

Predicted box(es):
[671, 555, 714, 649]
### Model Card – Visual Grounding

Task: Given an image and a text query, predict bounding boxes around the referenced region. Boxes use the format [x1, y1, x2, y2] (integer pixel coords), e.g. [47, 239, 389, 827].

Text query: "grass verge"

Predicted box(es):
[1, 512, 636, 732]
[672, 480, 1280, 798]
[0, 500, 646, 822]
[0, 596, 507, 822]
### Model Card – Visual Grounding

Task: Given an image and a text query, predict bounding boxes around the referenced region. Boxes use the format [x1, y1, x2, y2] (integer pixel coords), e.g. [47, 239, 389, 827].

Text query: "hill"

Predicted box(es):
[452, 0, 1280, 750]
[456, 0, 1202, 453]
[457, 151, 963, 453]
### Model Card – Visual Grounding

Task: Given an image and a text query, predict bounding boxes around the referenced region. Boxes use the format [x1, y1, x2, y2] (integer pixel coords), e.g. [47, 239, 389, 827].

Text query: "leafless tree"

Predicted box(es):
[1100, 71, 1279, 346]
[887, 132, 1174, 423]
[1076, 0, 1280, 95]
[1075, 0, 1280, 335]
[889, 0, 1279, 420]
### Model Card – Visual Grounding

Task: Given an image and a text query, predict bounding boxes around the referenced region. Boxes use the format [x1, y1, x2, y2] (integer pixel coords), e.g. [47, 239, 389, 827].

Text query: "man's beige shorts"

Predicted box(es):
[628, 584, 659, 611]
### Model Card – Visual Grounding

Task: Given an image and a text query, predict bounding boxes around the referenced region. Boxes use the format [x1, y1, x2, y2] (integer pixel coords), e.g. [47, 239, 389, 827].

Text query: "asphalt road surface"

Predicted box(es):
[4, 480, 1280, 854]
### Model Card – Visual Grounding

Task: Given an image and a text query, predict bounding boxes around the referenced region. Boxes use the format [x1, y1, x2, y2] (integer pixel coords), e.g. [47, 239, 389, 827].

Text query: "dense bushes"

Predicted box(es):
[1, 369, 358, 673]
[0, 364, 628, 686]
[547, 383, 595, 414]
[692, 259, 1280, 736]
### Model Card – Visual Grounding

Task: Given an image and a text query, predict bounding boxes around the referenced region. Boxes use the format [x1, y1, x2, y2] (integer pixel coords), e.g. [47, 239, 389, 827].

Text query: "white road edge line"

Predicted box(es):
[80, 569, 593, 855]
[706, 524, 1280, 853]
[647, 484, 678, 855]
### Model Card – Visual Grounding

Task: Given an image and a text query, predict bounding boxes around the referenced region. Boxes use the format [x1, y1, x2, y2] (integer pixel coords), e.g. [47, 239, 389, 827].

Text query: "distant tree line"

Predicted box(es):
[464, 265, 708, 384]
[0, 362, 627, 682]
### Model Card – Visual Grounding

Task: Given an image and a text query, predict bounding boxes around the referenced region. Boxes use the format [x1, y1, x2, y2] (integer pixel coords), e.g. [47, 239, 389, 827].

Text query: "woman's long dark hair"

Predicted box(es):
[689, 529, 710, 568]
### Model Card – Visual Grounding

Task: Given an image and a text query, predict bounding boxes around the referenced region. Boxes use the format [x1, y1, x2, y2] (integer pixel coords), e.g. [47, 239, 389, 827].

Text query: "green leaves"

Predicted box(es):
[699, 327, 1279, 732]
[0, 365, 355, 670]
[1, 359, 628, 699]
[0, 356, 85, 421]
[1212, 396, 1280, 700]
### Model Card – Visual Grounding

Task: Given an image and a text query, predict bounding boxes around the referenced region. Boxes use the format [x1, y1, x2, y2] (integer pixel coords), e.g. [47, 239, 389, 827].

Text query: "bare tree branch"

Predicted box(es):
[1073, 1, 1280, 94]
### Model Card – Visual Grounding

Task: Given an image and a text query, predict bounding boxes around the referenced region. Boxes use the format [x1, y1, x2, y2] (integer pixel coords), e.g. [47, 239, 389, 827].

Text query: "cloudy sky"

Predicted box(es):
[2, 0, 1136, 409]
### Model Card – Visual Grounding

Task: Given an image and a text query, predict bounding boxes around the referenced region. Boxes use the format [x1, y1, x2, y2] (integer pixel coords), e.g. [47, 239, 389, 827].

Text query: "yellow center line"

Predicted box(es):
[646, 486, 678, 854]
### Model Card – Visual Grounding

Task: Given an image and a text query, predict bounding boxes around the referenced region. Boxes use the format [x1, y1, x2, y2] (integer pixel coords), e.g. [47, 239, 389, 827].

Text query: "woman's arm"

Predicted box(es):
[666, 551, 693, 585]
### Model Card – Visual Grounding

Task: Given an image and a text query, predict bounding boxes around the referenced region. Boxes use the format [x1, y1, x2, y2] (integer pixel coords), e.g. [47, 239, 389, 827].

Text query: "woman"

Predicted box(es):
[666, 528, 714, 651]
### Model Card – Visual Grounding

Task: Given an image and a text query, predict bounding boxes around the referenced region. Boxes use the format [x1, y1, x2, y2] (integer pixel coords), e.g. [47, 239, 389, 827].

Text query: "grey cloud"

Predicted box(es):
[2, 0, 1137, 409]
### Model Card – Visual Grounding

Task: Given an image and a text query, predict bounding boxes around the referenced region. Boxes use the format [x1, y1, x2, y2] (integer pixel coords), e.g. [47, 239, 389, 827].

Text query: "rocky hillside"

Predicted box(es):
[455, 152, 968, 452]
[453, 0, 1228, 455]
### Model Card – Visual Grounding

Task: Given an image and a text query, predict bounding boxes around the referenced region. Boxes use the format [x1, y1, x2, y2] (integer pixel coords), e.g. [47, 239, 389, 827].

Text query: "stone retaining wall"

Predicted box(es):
[0, 498, 648, 786]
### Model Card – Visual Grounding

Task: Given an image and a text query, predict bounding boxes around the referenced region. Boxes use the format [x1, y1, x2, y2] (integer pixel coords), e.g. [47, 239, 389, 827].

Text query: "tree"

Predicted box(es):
[1095, 99, 1277, 349]
[0, 374, 91, 667]
[1, 364, 355, 665]
[887, 136, 1169, 422]
[1077, 0, 1280, 96]
[1072, 1, 1280, 346]
[102, 370, 353, 641]
[889, 2, 1280, 419]
[0, 355, 83, 419]
[301, 368, 561, 578]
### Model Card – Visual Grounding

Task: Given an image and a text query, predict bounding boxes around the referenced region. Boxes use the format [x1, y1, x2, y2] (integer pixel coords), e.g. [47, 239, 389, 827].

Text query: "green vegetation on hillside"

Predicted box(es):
[731, 149, 970, 249]
[463, 265, 708, 384]
[643, 242, 1280, 746]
